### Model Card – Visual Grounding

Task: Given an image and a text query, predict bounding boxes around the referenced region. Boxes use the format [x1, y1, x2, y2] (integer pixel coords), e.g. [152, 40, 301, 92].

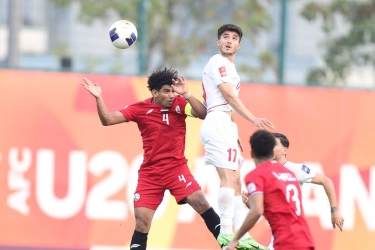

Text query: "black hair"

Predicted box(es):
[272, 133, 290, 148]
[147, 67, 178, 91]
[217, 24, 243, 42]
[250, 130, 276, 159]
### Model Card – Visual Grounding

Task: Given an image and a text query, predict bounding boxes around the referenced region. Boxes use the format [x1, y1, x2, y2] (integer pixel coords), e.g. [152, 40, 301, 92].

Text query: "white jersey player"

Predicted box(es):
[201, 54, 242, 171]
[283, 160, 317, 185]
[199, 24, 274, 250]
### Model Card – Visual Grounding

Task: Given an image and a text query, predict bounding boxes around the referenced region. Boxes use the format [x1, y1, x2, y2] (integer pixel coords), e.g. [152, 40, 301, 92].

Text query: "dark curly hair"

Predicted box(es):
[217, 24, 243, 42]
[147, 67, 178, 91]
[250, 130, 276, 159]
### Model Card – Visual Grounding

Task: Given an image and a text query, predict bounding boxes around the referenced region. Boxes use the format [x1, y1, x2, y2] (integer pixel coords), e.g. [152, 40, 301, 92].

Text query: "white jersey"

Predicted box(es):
[202, 54, 240, 112]
[284, 161, 316, 185]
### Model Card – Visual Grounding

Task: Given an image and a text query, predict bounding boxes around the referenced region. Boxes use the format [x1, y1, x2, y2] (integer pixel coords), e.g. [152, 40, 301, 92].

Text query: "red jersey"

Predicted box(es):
[120, 95, 189, 172]
[245, 161, 315, 250]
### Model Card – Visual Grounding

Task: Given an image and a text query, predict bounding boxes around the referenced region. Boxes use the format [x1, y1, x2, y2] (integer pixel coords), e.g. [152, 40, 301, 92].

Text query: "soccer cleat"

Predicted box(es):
[237, 236, 269, 250]
[217, 233, 234, 247]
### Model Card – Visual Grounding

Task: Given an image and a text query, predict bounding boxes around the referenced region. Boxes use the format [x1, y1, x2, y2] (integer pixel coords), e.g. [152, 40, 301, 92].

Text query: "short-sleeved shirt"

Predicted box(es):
[120, 95, 189, 173]
[202, 54, 240, 112]
[245, 161, 315, 250]
[284, 161, 316, 185]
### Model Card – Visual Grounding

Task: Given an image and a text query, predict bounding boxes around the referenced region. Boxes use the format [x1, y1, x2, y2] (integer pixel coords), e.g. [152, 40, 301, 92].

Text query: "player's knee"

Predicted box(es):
[193, 200, 211, 214]
[196, 196, 210, 208]
[135, 217, 152, 232]
[187, 192, 210, 213]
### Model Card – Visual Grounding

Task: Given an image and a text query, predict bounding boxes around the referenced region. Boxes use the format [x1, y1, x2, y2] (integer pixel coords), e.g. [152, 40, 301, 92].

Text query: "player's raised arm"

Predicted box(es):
[172, 76, 207, 119]
[81, 78, 127, 126]
[218, 82, 274, 130]
[311, 172, 344, 231]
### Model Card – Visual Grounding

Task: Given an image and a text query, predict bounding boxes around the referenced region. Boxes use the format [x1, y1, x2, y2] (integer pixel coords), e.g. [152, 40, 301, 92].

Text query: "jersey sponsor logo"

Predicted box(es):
[272, 172, 297, 182]
[146, 109, 153, 115]
[218, 66, 227, 77]
[123, 105, 129, 109]
[133, 193, 141, 202]
[301, 164, 310, 174]
[130, 244, 141, 249]
[175, 105, 181, 113]
[247, 182, 256, 193]
[185, 181, 192, 189]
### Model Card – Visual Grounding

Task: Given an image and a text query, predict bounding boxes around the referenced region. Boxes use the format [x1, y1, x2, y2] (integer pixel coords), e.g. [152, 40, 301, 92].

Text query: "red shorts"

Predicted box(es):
[133, 164, 201, 210]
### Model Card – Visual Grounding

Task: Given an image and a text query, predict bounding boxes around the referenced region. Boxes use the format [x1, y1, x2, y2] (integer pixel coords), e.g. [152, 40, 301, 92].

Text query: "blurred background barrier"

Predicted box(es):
[0, 69, 374, 250]
[1, 0, 375, 89]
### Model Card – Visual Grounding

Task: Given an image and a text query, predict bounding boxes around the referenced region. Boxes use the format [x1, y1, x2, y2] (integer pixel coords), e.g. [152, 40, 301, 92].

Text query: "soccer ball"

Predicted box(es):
[109, 20, 138, 49]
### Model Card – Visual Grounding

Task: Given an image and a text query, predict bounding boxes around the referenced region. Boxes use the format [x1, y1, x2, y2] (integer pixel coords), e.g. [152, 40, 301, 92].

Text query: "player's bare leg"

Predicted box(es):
[184, 190, 221, 241]
[130, 207, 156, 250]
[185, 190, 211, 213]
[184, 190, 221, 246]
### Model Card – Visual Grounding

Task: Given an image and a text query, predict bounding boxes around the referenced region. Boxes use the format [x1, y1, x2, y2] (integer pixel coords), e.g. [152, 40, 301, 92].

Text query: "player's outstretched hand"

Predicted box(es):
[331, 211, 344, 231]
[252, 117, 275, 130]
[81, 78, 102, 98]
[172, 76, 188, 95]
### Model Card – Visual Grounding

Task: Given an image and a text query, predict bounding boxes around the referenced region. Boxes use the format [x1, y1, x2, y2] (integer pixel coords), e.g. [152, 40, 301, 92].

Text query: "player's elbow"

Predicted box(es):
[100, 117, 113, 126]
[101, 120, 110, 126]
[323, 175, 334, 189]
[253, 205, 264, 216]
[99, 111, 126, 126]
[198, 110, 207, 119]
[192, 108, 207, 119]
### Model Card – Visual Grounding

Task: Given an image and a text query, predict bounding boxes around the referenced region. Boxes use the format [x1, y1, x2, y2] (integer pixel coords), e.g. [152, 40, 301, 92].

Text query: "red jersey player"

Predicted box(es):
[225, 130, 315, 250]
[82, 68, 221, 250]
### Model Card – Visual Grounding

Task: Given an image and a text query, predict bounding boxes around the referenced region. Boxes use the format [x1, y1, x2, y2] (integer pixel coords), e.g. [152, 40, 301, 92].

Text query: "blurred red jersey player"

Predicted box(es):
[226, 130, 315, 250]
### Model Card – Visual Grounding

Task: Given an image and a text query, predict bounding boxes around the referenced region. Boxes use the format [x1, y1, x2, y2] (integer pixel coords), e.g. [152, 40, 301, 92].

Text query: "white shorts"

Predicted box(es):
[200, 111, 242, 170]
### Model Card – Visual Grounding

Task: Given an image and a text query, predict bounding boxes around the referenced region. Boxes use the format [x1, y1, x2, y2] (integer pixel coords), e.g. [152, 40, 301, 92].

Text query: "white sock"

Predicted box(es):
[233, 196, 250, 240]
[218, 187, 235, 234]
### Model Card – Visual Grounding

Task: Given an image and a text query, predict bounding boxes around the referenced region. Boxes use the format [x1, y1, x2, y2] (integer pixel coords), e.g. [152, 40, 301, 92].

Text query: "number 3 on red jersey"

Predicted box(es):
[286, 184, 301, 216]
